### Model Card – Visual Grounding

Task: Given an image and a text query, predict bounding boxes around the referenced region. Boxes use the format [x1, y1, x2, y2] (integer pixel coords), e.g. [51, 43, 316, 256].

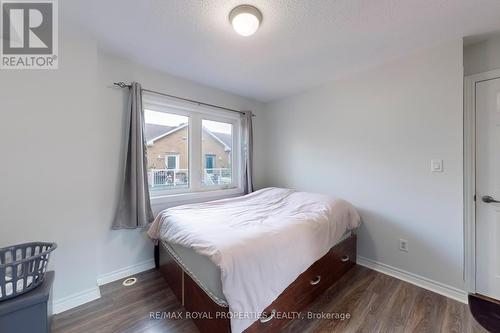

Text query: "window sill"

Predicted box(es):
[150, 187, 244, 208]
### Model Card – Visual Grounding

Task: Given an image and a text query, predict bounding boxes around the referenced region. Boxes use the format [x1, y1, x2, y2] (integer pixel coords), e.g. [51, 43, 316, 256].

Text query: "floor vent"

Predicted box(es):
[122, 277, 137, 287]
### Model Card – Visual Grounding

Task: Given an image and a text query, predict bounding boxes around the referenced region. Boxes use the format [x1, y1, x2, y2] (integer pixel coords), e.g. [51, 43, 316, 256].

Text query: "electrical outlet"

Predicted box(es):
[399, 239, 408, 252]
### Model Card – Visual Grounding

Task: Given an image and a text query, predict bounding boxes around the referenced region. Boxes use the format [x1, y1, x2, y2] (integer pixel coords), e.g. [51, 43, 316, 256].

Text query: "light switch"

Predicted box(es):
[431, 159, 443, 172]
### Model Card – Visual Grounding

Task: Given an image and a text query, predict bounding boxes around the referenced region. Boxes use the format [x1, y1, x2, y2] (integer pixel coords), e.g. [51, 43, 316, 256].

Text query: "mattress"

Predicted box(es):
[150, 187, 362, 333]
[161, 230, 353, 307]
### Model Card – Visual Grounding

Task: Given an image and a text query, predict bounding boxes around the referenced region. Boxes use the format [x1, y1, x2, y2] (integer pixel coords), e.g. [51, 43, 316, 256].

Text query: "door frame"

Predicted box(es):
[464, 68, 500, 294]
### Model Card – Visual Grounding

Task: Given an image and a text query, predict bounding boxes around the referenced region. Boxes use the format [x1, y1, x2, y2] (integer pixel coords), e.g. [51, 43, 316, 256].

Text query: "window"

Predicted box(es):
[205, 154, 215, 169]
[202, 119, 233, 186]
[143, 93, 242, 198]
[145, 111, 189, 192]
[165, 154, 179, 169]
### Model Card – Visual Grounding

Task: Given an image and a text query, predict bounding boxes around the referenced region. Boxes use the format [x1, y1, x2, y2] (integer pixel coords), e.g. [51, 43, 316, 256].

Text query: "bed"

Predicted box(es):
[148, 187, 361, 333]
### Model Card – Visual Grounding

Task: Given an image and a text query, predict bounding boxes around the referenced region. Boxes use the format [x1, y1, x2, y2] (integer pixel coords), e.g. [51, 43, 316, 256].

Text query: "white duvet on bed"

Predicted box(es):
[148, 187, 361, 333]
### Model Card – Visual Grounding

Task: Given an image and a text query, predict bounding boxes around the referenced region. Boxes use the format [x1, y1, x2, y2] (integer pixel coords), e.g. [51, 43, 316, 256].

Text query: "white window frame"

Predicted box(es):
[143, 92, 244, 204]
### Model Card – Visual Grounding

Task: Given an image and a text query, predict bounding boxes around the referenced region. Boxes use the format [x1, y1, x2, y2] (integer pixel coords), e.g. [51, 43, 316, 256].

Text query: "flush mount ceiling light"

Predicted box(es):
[229, 5, 262, 36]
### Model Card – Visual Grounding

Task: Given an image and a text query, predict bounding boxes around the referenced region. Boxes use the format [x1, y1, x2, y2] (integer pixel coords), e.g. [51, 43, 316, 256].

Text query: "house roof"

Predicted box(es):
[145, 123, 232, 151]
[211, 131, 232, 149]
[144, 123, 177, 142]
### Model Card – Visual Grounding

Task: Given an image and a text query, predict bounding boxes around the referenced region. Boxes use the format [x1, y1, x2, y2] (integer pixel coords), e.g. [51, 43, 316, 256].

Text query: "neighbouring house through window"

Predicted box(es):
[145, 111, 189, 191]
[202, 119, 233, 187]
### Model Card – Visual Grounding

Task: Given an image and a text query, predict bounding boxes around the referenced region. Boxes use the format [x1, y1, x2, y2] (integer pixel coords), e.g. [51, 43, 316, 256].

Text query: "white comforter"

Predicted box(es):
[147, 187, 361, 333]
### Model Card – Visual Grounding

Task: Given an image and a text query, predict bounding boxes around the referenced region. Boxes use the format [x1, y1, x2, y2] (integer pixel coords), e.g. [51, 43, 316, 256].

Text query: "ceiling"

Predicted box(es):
[64, 0, 500, 102]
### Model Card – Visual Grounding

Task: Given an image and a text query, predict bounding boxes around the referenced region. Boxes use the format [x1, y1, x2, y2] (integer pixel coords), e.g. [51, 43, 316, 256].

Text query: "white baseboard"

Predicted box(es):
[357, 256, 468, 304]
[52, 258, 155, 314]
[53, 286, 101, 314]
[96, 258, 155, 286]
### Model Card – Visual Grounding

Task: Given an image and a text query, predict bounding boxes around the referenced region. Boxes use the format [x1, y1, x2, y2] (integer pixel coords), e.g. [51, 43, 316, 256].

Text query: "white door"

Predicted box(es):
[476, 76, 500, 301]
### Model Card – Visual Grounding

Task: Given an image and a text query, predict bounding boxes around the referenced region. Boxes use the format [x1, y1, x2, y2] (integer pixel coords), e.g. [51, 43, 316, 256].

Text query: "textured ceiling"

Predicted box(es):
[63, 0, 500, 102]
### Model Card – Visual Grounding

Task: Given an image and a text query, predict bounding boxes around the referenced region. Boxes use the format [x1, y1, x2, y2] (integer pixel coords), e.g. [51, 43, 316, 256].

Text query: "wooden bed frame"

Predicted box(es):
[154, 234, 356, 333]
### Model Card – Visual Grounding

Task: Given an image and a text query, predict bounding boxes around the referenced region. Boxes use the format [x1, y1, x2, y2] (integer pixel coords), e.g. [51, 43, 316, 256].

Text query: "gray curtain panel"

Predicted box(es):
[112, 82, 154, 229]
[242, 111, 254, 194]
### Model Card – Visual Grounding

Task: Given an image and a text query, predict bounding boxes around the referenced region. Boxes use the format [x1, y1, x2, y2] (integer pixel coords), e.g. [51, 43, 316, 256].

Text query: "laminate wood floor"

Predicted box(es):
[52, 266, 487, 333]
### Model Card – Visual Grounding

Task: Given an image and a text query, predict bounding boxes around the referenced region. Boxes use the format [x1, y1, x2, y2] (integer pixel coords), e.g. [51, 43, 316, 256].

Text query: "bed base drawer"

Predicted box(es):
[245, 234, 356, 333]
[157, 234, 357, 333]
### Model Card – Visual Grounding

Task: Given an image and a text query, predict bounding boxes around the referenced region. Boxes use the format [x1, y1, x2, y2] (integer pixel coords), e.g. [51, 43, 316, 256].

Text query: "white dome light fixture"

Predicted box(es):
[229, 5, 262, 37]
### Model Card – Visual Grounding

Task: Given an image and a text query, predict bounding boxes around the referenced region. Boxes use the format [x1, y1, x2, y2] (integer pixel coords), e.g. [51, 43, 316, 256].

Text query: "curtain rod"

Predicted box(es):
[113, 82, 252, 117]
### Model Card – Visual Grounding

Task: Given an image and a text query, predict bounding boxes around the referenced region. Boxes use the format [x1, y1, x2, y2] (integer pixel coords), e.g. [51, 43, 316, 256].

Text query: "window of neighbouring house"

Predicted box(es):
[143, 93, 241, 198]
[165, 154, 179, 169]
[205, 154, 216, 169]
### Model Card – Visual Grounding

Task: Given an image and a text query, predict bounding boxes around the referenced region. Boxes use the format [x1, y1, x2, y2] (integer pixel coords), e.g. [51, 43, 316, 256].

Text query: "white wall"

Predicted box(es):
[0, 16, 465, 311]
[257, 40, 465, 291]
[464, 35, 500, 75]
[0, 23, 264, 308]
[0, 26, 101, 303]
